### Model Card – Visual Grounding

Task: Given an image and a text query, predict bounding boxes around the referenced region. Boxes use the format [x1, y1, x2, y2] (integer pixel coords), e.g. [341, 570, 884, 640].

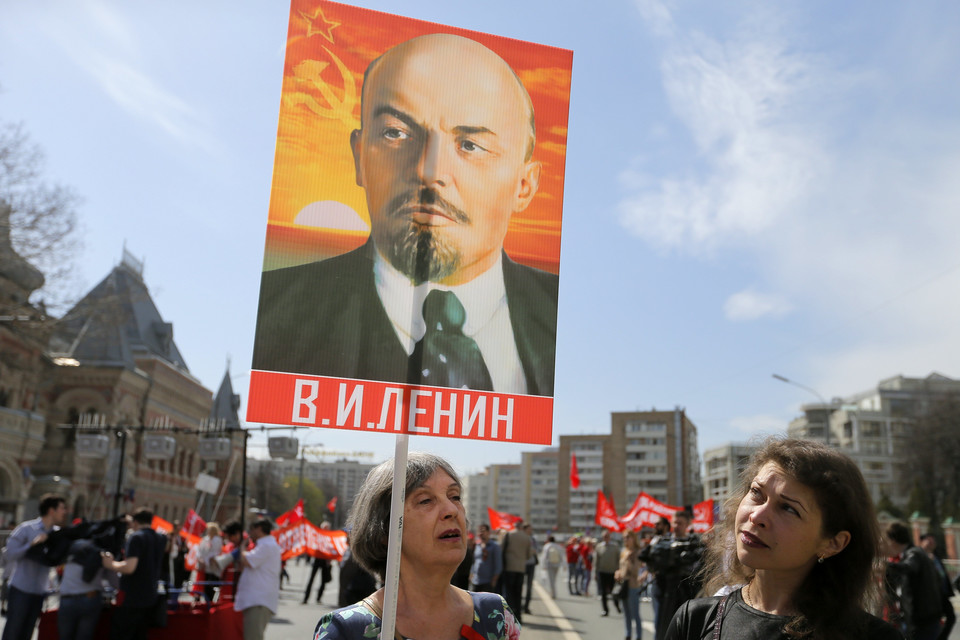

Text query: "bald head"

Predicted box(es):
[351, 33, 542, 285]
[361, 34, 535, 161]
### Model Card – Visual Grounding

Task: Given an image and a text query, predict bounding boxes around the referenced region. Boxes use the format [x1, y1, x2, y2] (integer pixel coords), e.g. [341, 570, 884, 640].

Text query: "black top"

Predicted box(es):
[665, 589, 903, 640]
[119, 528, 164, 608]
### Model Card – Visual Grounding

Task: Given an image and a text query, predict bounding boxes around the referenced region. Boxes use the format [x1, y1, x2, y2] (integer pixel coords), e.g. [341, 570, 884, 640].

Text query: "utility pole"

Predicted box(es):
[112, 428, 128, 518]
[772, 374, 832, 445]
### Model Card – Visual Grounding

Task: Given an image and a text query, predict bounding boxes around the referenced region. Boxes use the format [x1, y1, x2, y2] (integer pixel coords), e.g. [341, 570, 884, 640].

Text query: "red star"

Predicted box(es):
[299, 6, 340, 44]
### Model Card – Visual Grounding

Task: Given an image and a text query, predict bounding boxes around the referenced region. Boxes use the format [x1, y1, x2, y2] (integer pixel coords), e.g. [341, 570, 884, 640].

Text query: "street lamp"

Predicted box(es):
[772, 374, 831, 445]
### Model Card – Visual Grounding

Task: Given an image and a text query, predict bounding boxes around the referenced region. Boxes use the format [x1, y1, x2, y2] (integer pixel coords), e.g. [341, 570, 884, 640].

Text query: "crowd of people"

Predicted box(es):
[0, 502, 376, 640]
[2, 439, 959, 640]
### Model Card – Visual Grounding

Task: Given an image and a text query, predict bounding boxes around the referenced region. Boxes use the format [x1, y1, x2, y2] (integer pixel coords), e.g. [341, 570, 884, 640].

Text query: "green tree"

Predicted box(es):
[876, 491, 903, 519]
[278, 475, 328, 525]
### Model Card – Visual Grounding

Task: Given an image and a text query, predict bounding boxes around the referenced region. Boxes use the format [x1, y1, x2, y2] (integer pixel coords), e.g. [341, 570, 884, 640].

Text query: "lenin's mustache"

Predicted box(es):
[381, 188, 465, 284]
[387, 188, 470, 224]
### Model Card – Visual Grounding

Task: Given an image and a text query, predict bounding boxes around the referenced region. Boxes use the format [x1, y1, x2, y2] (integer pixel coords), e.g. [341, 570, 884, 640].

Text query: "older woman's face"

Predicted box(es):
[401, 469, 467, 572]
[735, 462, 845, 577]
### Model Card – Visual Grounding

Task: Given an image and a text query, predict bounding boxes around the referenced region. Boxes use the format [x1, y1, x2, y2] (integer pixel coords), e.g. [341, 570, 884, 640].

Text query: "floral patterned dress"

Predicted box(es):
[314, 591, 521, 640]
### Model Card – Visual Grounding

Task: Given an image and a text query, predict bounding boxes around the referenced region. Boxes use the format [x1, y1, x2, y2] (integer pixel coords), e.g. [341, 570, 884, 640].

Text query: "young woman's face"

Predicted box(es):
[735, 462, 844, 577]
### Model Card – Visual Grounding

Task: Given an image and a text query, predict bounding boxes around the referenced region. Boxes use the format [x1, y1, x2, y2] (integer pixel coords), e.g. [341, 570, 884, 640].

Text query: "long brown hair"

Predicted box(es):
[700, 438, 880, 640]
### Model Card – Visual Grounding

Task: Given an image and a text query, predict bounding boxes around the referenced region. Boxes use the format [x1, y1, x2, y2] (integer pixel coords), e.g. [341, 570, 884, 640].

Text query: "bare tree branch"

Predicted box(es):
[0, 119, 83, 314]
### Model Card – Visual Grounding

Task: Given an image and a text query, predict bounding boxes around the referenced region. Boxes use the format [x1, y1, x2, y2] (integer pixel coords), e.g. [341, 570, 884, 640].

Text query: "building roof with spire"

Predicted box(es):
[210, 368, 241, 428]
[48, 253, 188, 371]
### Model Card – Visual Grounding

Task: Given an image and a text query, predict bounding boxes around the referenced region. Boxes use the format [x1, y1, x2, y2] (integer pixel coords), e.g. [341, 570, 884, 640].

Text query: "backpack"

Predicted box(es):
[547, 545, 563, 565]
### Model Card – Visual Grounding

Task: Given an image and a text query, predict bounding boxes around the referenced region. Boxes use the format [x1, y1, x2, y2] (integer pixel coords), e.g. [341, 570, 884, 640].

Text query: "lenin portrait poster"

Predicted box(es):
[247, 0, 573, 446]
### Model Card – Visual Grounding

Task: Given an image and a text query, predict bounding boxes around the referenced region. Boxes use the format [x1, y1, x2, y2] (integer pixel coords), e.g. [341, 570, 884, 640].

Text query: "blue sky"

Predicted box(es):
[2, 0, 959, 476]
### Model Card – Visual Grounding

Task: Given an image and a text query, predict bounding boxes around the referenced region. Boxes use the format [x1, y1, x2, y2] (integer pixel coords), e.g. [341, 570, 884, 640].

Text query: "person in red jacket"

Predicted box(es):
[566, 536, 581, 595]
[579, 538, 594, 596]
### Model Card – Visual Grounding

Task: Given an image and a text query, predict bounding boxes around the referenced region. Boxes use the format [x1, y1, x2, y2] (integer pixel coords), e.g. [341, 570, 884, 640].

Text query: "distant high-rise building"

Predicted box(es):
[254, 456, 375, 526]
[463, 471, 491, 530]
[557, 408, 701, 533]
[702, 443, 756, 504]
[522, 448, 559, 532]
[786, 372, 960, 508]
[489, 464, 524, 522]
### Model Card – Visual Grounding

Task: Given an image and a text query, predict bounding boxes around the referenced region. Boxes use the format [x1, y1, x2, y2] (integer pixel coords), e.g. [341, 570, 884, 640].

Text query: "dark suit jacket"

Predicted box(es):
[252, 244, 557, 396]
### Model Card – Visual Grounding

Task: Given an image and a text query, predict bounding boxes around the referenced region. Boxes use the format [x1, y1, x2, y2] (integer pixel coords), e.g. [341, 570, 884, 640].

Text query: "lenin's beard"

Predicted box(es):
[382, 189, 468, 285]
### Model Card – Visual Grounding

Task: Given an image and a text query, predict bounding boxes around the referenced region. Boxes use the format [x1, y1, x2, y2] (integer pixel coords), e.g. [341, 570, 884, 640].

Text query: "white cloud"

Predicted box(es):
[620, 4, 823, 251]
[624, 1, 960, 397]
[294, 201, 369, 231]
[724, 288, 792, 321]
[40, 1, 214, 152]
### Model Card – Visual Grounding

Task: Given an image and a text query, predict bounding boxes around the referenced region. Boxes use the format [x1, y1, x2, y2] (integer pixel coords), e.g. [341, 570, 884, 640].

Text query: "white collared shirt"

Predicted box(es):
[374, 252, 528, 394]
[234, 535, 281, 614]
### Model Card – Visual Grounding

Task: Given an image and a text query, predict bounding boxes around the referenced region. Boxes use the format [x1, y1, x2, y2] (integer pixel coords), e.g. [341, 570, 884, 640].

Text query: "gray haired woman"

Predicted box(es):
[314, 452, 520, 640]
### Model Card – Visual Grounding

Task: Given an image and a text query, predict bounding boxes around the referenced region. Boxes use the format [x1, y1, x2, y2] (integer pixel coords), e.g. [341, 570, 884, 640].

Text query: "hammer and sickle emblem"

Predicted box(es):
[285, 46, 359, 130]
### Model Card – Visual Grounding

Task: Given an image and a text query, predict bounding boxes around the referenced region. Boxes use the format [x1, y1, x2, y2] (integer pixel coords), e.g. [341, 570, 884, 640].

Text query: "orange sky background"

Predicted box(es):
[263, 0, 573, 274]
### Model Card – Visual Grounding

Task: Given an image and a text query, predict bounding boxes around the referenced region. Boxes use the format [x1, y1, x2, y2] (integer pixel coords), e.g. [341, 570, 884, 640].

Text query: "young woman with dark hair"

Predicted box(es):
[666, 438, 902, 640]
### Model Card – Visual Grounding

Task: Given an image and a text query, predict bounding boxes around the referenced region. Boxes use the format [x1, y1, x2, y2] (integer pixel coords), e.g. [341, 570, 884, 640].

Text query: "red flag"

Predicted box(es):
[326, 496, 338, 512]
[595, 491, 624, 532]
[182, 508, 206, 537]
[151, 515, 174, 534]
[276, 498, 305, 527]
[487, 507, 522, 531]
[570, 453, 580, 489]
[691, 499, 715, 533]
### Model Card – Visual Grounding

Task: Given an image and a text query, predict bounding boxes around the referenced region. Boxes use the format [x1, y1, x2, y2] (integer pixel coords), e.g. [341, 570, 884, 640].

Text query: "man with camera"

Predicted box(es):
[640, 510, 703, 640]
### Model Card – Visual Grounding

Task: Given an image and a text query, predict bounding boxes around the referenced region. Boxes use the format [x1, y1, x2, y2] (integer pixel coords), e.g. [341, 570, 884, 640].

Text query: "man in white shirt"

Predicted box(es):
[231, 519, 281, 640]
[253, 33, 558, 396]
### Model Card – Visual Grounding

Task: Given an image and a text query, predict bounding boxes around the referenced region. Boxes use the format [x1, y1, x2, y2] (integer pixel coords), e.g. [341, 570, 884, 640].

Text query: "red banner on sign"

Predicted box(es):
[274, 519, 349, 562]
[247, 371, 553, 445]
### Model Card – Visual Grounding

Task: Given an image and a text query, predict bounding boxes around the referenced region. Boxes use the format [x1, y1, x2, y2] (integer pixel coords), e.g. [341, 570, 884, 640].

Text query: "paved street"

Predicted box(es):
[214, 559, 960, 640]
[271, 560, 656, 640]
[4, 559, 959, 639]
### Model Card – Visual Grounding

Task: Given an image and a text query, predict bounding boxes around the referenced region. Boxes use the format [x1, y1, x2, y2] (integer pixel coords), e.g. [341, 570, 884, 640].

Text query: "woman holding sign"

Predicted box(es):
[313, 453, 520, 640]
[664, 438, 902, 640]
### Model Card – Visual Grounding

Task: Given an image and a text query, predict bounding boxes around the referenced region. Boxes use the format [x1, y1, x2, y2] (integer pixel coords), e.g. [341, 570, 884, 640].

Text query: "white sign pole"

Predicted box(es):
[380, 433, 409, 640]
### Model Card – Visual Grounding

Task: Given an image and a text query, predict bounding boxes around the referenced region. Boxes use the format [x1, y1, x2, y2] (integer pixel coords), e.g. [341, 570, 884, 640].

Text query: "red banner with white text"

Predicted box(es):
[247, 371, 552, 445]
[618, 492, 714, 533]
[274, 519, 349, 562]
[180, 531, 202, 571]
[151, 516, 174, 535]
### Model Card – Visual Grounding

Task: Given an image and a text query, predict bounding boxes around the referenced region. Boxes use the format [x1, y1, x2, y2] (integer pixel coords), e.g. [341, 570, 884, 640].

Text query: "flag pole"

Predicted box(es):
[380, 434, 408, 640]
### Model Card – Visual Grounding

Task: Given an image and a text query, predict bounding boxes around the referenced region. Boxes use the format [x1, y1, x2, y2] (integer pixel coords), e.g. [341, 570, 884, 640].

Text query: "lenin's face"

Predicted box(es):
[352, 34, 540, 286]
